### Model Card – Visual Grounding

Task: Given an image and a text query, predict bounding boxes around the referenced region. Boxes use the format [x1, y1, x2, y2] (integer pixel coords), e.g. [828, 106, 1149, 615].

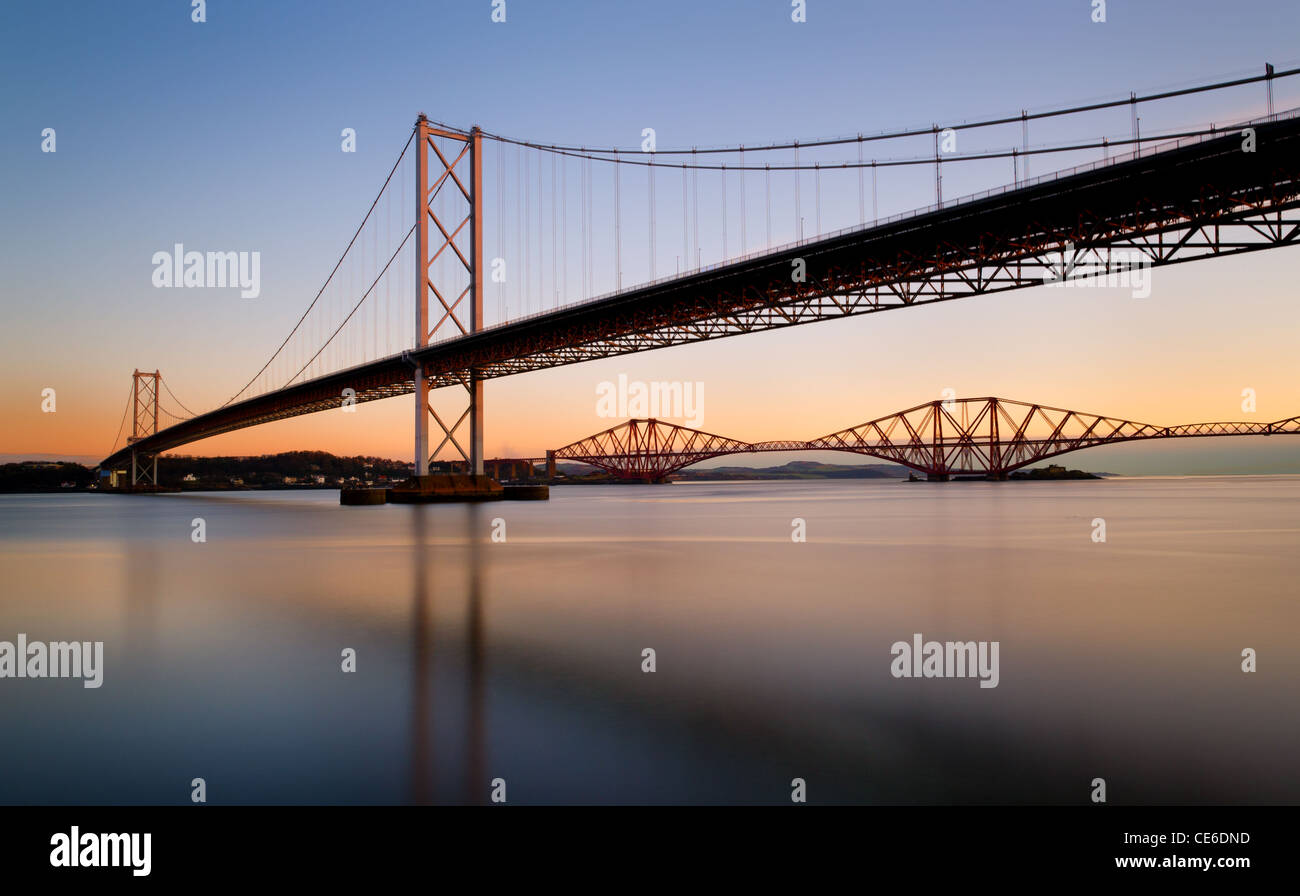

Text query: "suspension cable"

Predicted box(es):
[108, 381, 134, 456]
[285, 224, 416, 388]
[221, 129, 416, 409]
[480, 123, 1270, 172]
[160, 376, 200, 418]
[648, 156, 656, 279]
[479, 65, 1300, 156]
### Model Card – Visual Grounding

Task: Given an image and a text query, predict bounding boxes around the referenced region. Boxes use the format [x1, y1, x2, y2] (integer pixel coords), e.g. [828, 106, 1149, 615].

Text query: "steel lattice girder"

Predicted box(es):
[553, 419, 755, 480]
[804, 397, 1293, 475]
[550, 398, 1300, 478]
[102, 115, 1300, 469]
[408, 116, 1300, 388]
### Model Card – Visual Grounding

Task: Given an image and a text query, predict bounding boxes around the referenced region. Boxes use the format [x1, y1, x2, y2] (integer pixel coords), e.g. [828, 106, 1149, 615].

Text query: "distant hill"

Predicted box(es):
[148, 451, 414, 489]
[0, 461, 96, 492]
[0, 452, 415, 493]
[677, 460, 907, 480]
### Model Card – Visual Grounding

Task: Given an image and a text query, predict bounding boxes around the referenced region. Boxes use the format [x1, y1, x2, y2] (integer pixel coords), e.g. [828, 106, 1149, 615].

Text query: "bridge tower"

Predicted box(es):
[413, 115, 485, 476]
[128, 369, 160, 485]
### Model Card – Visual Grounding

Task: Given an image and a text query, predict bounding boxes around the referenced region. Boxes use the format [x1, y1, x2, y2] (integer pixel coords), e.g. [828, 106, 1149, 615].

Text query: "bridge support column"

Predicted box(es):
[926, 472, 950, 482]
[130, 449, 157, 487]
[127, 369, 161, 488]
[413, 114, 430, 476]
[467, 123, 484, 476]
[414, 368, 429, 477]
[469, 375, 484, 476]
[413, 117, 485, 477]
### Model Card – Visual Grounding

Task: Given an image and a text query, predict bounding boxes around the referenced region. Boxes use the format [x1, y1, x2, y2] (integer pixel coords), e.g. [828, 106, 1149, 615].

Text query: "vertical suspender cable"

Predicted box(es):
[515, 145, 522, 320]
[498, 143, 504, 322]
[585, 156, 592, 296]
[721, 162, 727, 259]
[358, 203, 364, 363]
[682, 164, 688, 274]
[1023, 109, 1032, 179]
[561, 155, 567, 303]
[348, 240, 353, 366]
[872, 160, 878, 224]
[1266, 62, 1275, 119]
[615, 150, 622, 288]
[765, 164, 771, 247]
[579, 152, 586, 298]
[857, 136, 865, 223]
[373, 187, 379, 359]
[551, 153, 557, 308]
[793, 141, 801, 239]
[739, 147, 746, 254]
[588, 156, 594, 294]
[648, 156, 656, 279]
[537, 151, 543, 311]
[815, 163, 821, 235]
[386, 168, 392, 354]
[933, 126, 942, 208]
[524, 151, 531, 315]
[692, 149, 699, 268]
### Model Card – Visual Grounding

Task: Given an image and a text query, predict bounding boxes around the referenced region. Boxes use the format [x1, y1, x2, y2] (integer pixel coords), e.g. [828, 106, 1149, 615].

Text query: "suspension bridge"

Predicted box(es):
[100, 67, 1300, 485]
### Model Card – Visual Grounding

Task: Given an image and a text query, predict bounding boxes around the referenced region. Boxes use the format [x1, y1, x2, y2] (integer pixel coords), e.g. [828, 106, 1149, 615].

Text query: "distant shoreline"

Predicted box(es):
[4, 450, 1297, 495]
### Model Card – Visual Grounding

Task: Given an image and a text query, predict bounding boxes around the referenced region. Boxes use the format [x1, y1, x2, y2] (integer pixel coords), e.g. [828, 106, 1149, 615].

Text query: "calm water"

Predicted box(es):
[0, 477, 1297, 805]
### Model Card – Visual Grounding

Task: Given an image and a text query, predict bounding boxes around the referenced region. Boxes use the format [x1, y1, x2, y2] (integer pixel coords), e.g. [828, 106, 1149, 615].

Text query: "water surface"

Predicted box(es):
[1, 477, 1296, 804]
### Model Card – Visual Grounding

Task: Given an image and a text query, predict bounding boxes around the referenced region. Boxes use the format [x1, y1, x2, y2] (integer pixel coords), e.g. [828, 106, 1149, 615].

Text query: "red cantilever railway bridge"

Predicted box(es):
[100, 90, 1300, 479]
[550, 397, 1300, 482]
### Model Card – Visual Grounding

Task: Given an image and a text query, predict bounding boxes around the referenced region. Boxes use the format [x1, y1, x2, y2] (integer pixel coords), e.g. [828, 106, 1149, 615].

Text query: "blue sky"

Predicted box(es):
[3, 0, 1300, 472]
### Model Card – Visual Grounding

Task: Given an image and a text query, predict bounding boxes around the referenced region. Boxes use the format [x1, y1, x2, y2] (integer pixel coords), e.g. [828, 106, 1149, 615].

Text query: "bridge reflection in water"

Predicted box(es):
[4, 483, 1297, 804]
[408, 503, 487, 806]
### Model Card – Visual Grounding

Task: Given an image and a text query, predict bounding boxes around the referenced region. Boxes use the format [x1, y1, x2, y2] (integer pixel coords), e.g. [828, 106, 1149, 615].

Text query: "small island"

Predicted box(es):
[1007, 464, 1100, 480]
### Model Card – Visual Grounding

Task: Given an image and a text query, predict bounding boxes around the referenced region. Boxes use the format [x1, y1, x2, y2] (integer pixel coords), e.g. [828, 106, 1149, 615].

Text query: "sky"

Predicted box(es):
[3, 0, 1300, 475]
